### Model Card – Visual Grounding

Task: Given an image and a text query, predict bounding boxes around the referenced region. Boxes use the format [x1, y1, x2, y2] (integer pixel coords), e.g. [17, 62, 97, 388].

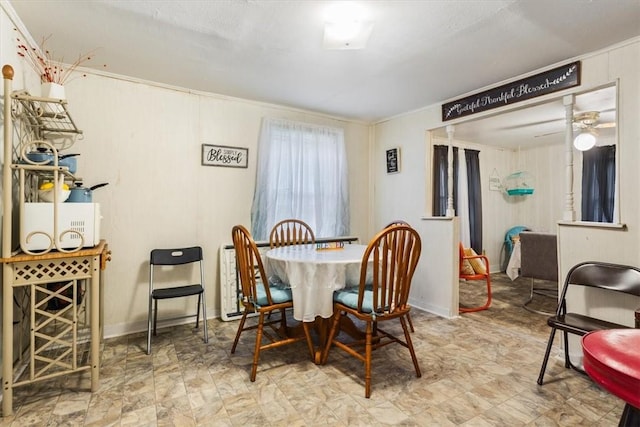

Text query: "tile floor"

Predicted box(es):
[0, 274, 625, 426]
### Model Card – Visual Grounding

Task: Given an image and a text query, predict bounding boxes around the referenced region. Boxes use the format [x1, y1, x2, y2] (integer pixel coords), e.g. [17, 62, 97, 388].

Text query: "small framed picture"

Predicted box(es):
[202, 144, 248, 168]
[489, 168, 502, 191]
[386, 147, 400, 174]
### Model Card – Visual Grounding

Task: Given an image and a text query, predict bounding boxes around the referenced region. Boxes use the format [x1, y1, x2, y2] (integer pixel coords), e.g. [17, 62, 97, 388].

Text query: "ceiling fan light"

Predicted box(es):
[323, 2, 373, 50]
[573, 130, 597, 151]
[323, 21, 373, 49]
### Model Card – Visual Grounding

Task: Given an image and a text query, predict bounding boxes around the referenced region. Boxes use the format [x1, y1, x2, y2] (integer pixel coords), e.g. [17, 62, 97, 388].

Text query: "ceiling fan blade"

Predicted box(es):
[598, 107, 616, 114]
[500, 117, 564, 131]
[595, 122, 616, 129]
[534, 130, 563, 138]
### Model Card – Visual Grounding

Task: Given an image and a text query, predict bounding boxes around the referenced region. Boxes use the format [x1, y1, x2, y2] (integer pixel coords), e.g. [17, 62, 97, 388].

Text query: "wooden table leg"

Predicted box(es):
[313, 314, 369, 364]
[289, 315, 368, 365]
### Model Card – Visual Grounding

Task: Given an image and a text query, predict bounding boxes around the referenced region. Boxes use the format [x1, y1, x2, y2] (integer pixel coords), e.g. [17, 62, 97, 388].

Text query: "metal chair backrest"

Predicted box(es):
[357, 224, 421, 315]
[459, 243, 490, 278]
[232, 225, 273, 307]
[149, 246, 204, 292]
[558, 261, 640, 315]
[150, 246, 203, 266]
[269, 219, 315, 248]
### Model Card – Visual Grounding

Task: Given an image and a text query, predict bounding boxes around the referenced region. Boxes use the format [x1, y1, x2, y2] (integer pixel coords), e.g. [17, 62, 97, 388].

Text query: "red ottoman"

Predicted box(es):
[582, 329, 640, 426]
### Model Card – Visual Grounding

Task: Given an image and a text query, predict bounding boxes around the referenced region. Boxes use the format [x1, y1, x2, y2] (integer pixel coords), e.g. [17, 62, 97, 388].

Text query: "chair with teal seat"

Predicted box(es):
[269, 218, 315, 248]
[385, 220, 415, 332]
[231, 225, 314, 381]
[321, 224, 422, 398]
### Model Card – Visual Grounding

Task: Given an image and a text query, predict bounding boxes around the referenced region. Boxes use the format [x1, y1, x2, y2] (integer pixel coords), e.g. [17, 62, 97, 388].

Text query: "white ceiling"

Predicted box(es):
[8, 0, 640, 147]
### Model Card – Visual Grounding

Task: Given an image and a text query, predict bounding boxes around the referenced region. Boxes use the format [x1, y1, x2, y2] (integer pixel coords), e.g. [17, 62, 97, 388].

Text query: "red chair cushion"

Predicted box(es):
[582, 329, 640, 409]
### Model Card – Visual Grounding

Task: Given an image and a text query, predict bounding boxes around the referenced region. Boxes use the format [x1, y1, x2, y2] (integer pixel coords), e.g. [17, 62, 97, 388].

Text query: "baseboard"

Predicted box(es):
[103, 309, 221, 340]
[409, 299, 456, 319]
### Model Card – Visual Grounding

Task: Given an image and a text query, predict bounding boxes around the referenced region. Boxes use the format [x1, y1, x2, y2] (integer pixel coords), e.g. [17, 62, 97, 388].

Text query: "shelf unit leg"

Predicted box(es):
[2, 265, 14, 416]
[90, 255, 100, 391]
[2, 65, 16, 417]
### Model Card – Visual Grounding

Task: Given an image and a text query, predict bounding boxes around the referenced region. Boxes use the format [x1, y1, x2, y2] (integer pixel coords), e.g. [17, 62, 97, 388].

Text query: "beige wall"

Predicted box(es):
[2, 0, 639, 356]
[66, 74, 371, 337]
[374, 38, 640, 319]
[0, 6, 372, 339]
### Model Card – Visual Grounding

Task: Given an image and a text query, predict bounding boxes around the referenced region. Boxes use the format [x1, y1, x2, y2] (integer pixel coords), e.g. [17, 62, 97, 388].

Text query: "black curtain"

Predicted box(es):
[582, 145, 616, 223]
[432, 145, 457, 216]
[465, 149, 483, 253]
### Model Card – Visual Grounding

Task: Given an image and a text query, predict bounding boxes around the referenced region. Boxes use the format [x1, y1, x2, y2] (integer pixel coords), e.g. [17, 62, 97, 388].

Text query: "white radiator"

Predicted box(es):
[219, 236, 359, 321]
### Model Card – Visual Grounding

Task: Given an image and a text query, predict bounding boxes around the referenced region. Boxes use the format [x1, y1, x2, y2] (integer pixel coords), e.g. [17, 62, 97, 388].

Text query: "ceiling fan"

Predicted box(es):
[572, 111, 616, 131]
[571, 110, 617, 150]
[534, 110, 616, 138]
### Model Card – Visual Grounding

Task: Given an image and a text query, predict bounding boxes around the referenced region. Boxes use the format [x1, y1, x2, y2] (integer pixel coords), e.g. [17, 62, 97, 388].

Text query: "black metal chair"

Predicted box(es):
[537, 261, 640, 385]
[147, 246, 208, 354]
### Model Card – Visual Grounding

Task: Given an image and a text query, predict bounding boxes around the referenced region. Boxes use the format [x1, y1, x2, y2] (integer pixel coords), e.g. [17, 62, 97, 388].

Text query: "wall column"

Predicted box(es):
[446, 125, 455, 217]
[563, 94, 576, 221]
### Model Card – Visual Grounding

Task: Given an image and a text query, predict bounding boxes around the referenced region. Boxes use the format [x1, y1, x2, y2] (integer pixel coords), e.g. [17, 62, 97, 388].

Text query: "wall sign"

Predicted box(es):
[386, 147, 400, 174]
[202, 144, 248, 168]
[442, 61, 581, 122]
[489, 168, 502, 191]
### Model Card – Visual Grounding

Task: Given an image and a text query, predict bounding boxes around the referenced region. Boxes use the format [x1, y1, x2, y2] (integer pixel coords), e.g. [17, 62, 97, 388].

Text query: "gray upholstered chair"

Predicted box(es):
[519, 232, 558, 315]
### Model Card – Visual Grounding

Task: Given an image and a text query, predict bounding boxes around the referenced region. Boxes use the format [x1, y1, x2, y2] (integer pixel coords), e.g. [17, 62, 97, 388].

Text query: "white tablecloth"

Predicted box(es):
[506, 240, 521, 281]
[265, 244, 369, 321]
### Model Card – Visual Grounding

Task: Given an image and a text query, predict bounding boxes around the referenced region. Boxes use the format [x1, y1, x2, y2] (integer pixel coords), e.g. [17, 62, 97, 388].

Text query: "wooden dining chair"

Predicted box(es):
[459, 242, 492, 313]
[269, 219, 315, 248]
[321, 224, 422, 398]
[231, 225, 314, 381]
[385, 220, 415, 332]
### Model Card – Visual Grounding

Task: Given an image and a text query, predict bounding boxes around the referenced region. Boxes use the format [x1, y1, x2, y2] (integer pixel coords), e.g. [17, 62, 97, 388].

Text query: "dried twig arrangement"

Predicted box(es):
[15, 30, 102, 84]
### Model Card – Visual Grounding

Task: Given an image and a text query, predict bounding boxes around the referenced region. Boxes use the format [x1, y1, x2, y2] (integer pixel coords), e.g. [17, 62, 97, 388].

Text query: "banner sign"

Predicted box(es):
[442, 61, 580, 121]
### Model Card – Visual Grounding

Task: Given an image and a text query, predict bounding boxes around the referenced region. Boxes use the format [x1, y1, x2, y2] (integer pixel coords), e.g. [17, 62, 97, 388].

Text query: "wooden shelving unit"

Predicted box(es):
[1, 64, 110, 417]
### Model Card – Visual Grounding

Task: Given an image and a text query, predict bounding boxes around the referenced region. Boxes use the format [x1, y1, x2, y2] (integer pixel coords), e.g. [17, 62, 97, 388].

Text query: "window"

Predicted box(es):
[432, 144, 483, 253]
[432, 145, 457, 216]
[251, 118, 349, 240]
[582, 145, 616, 223]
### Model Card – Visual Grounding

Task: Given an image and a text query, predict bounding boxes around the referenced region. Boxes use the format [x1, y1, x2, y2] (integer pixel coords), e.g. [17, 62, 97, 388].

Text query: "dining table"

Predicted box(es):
[264, 243, 371, 362]
[582, 329, 640, 426]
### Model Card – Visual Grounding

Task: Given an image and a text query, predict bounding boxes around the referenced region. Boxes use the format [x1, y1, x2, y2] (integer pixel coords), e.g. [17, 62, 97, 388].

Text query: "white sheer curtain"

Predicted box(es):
[457, 149, 471, 248]
[251, 118, 349, 241]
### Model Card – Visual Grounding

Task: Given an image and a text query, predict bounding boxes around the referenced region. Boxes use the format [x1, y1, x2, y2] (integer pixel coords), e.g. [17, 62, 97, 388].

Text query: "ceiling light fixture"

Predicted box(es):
[323, 2, 373, 50]
[573, 128, 597, 151]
